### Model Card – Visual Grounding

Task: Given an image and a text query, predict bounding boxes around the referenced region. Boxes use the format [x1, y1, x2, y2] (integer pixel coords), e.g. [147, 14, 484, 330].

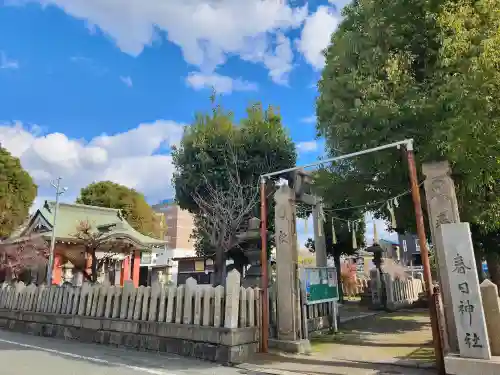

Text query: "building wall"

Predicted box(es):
[397, 233, 422, 266]
[152, 202, 195, 250]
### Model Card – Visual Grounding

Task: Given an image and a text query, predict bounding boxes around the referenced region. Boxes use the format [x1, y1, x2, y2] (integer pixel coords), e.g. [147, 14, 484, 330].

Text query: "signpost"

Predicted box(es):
[301, 266, 339, 304]
[300, 266, 339, 332]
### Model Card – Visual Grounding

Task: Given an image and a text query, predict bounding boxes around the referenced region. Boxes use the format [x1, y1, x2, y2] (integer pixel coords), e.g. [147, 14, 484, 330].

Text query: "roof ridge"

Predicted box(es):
[45, 201, 122, 213]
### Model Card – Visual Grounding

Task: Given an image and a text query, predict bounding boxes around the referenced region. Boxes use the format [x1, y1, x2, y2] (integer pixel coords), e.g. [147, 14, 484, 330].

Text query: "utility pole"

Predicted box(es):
[46, 177, 67, 286]
[405, 141, 445, 374]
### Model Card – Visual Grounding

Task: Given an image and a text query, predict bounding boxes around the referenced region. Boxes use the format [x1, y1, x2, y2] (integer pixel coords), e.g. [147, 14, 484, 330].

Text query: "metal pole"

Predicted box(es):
[260, 177, 269, 353]
[262, 139, 413, 179]
[46, 177, 65, 286]
[405, 142, 445, 374]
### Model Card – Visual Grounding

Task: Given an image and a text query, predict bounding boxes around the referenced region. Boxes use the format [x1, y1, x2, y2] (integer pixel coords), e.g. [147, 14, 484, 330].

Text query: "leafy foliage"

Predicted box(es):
[316, 0, 500, 235]
[303, 168, 366, 258]
[76, 181, 161, 238]
[172, 100, 297, 263]
[0, 147, 37, 238]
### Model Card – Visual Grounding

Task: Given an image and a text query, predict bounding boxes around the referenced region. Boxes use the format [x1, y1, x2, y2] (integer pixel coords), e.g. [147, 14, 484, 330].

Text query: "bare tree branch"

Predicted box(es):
[192, 142, 260, 253]
[73, 220, 131, 283]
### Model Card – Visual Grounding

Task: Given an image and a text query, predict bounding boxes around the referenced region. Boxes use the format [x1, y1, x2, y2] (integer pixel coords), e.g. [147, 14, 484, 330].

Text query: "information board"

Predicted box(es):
[300, 266, 339, 304]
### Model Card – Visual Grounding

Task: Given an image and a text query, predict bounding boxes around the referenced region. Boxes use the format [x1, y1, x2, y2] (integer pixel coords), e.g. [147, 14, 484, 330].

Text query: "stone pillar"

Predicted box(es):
[439, 223, 490, 359]
[312, 201, 327, 267]
[274, 185, 301, 342]
[480, 279, 500, 356]
[422, 161, 461, 352]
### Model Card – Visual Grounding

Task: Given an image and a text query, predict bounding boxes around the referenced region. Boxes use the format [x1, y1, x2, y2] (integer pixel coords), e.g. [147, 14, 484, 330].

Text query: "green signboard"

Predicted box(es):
[300, 266, 339, 304]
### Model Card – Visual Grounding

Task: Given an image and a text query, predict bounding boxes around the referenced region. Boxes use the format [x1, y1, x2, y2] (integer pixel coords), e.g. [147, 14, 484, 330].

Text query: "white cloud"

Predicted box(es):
[12, 0, 308, 84]
[0, 120, 185, 203]
[186, 72, 257, 94]
[297, 140, 319, 153]
[119, 75, 133, 87]
[0, 51, 19, 70]
[297, 5, 340, 70]
[301, 115, 316, 124]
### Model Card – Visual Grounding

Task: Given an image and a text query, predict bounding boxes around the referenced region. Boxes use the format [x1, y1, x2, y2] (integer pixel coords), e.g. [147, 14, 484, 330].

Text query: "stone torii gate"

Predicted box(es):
[271, 169, 327, 351]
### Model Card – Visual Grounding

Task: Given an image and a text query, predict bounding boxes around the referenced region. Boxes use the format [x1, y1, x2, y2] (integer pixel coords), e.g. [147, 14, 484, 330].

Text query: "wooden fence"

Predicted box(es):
[0, 269, 261, 330]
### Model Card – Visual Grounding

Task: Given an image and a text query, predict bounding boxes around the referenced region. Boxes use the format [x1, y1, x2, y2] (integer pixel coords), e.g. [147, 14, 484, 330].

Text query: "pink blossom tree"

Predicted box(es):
[0, 235, 49, 282]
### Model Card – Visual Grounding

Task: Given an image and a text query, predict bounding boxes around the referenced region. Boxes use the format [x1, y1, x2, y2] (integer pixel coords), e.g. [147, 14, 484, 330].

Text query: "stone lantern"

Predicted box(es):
[366, 243, 388, 309]
[236, 217, 265, 288]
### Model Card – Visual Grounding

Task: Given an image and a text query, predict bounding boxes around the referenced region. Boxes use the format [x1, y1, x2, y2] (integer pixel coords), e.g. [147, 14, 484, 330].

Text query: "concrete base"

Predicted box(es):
[445, 354, 500, 375]
[0, 309, 258, 364]
[268, 338, 311, 354]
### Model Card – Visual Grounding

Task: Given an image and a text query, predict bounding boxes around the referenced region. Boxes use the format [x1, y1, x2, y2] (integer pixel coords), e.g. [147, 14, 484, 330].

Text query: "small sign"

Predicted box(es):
[194, 260, 205, 272]
[141, 253, 152, 264]
[300, 266, 339, 304]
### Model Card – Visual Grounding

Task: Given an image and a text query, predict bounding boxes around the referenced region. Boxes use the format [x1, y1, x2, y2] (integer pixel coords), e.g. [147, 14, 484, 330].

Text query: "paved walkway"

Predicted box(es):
[310, 309, 435, 367]
[238, 354, 436, 375]
[239, 309, 436, 375]
[337, 300, 380, 323]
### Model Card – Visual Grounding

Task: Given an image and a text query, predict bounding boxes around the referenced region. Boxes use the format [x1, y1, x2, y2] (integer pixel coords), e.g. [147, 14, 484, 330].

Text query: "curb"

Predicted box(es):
[338, 311, 381, 324]
[346, 358, 436, 370]
[236, 358, 436, 375]
[235, 364, 302, 375]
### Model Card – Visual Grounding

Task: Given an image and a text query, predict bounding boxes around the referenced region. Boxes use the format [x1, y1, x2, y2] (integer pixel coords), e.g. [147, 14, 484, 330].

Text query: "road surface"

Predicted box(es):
[0, 330, 258, 375]
[0, 329, 435, 375]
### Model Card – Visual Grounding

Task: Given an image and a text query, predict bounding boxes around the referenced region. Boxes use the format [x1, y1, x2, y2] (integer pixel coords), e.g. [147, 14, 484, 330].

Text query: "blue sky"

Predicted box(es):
[0, 0, 393, 247]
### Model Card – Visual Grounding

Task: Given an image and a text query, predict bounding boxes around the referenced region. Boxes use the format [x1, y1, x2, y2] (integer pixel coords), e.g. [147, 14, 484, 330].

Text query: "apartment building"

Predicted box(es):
[139, 199, 196, 285]
[153, 199, 195, 250]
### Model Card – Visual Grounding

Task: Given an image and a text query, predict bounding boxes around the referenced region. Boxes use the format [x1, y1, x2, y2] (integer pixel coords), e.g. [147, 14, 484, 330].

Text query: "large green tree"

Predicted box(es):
[76, 181, 160, 238]
[0, 147, 37, 238]
[172, 100, 297, 282]
[316, 0, 500, 283]
[302, 168, 366, 301]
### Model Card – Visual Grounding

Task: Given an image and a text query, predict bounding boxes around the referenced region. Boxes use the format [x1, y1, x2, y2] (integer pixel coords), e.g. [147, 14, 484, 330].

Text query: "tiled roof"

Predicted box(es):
[7, 201, 166, 250]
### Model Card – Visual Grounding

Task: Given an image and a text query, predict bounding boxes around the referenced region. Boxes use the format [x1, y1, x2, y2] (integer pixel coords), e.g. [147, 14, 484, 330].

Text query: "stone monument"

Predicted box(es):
[439, 223, 500, 375]
[274, 184, 302, 343]
[439, 223, 490, 360]
[423, 160, 461, 352]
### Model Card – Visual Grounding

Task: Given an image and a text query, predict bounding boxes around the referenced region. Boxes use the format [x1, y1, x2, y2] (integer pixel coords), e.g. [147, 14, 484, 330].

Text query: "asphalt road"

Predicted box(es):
[0, 330, 436, 375]
[0, 330, 261, 375]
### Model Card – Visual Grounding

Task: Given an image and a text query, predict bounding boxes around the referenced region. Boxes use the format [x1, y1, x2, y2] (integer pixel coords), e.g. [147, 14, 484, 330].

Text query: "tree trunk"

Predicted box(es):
[91, 251, 98, 283]
[486, 251, 500, 295]
[214, 250, 226, 286]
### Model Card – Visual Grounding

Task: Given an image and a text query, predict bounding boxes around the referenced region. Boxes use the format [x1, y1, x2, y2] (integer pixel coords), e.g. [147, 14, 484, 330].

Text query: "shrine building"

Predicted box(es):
[2, 201, 166, 286]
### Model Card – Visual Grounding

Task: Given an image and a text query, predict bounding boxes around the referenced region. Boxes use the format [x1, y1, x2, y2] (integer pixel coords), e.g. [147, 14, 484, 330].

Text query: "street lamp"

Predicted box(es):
[46, 177, 67, 286]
